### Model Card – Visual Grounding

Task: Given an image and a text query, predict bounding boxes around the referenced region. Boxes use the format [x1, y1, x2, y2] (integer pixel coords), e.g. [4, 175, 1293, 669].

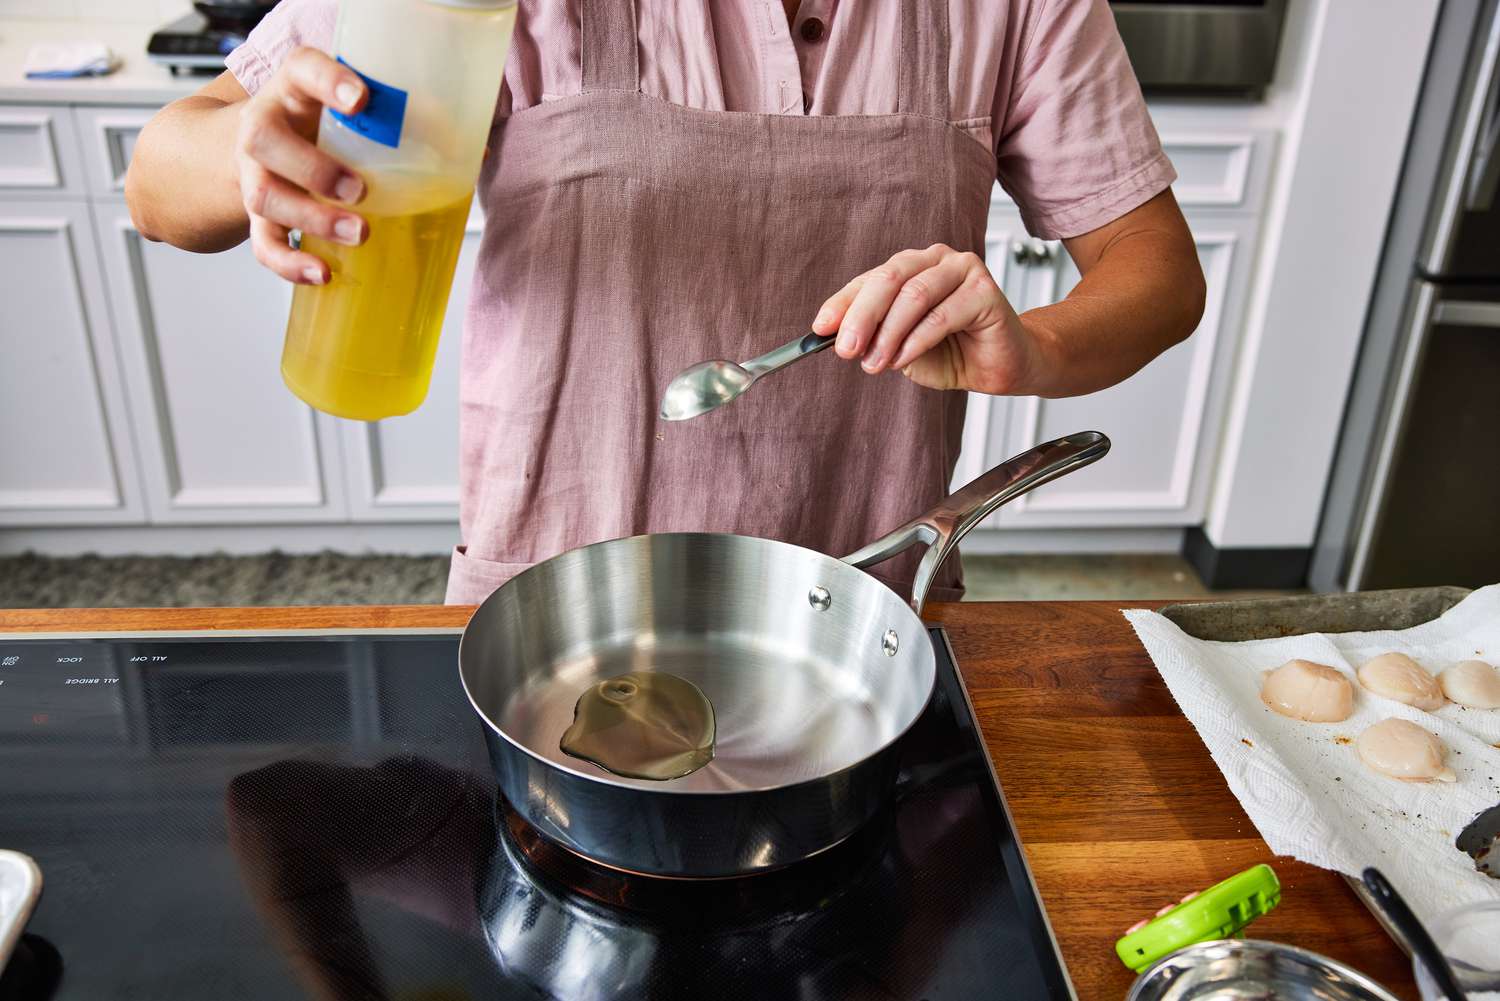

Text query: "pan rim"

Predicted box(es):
[457, 531, 937, 797]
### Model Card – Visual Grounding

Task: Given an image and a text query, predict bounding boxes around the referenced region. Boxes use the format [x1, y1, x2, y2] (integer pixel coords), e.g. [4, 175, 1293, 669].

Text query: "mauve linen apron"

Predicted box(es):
[445, 0, 996, 605]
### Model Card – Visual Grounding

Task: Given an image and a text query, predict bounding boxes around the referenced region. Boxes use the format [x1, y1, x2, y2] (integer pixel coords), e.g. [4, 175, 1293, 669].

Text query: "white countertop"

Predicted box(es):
[0, 19, 202, 106]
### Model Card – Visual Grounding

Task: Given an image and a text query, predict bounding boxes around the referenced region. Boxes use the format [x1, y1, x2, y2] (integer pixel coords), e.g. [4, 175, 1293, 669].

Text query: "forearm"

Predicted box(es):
[125, 95, 248, 252]
[1018, 226, 1206, 399]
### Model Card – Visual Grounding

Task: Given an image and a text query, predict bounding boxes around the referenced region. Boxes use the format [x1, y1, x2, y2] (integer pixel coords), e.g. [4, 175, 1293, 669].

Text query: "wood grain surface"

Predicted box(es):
[0, 602, 1416, 1000]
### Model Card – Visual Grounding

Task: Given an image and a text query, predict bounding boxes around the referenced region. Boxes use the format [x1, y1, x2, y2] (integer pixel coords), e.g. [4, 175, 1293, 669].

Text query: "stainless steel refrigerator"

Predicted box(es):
[1312, 0, 1500, 591]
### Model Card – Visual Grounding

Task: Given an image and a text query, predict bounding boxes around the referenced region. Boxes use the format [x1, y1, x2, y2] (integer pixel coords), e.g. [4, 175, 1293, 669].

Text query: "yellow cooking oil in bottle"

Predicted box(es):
[278, 0, 516, 421]
[282, 182, 472, 420]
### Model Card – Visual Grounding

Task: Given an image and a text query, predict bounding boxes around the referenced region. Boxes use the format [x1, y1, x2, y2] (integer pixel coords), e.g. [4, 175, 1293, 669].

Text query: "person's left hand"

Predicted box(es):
[811, 243, 1046, 395]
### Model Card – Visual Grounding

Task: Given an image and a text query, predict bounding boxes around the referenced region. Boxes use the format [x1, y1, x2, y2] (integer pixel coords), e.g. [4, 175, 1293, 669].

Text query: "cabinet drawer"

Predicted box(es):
[990, 130, 1274, 215]
[0, 104, 83, 195]
[74, 106, 157, 196]
[1159, 132, 1274, 208]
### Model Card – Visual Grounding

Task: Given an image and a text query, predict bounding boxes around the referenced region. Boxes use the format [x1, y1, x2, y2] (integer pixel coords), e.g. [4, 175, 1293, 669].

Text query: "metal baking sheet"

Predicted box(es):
[1158, 586, 1473, 642]
[1156, 585, 1476, 959]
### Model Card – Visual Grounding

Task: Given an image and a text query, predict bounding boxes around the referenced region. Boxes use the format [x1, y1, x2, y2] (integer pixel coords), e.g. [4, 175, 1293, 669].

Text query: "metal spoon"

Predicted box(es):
[1360, 867, 1474, 999]
[659, 332, 834, 422]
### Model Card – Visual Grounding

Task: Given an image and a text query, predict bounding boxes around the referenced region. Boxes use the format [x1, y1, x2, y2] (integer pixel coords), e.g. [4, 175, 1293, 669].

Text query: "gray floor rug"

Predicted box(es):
[0, 551, 1256, 608]
[0, 551, 450, 608]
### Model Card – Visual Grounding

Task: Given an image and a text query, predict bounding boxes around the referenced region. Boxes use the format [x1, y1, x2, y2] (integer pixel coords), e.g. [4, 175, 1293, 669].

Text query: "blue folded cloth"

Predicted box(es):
[24, 42, 119, 79]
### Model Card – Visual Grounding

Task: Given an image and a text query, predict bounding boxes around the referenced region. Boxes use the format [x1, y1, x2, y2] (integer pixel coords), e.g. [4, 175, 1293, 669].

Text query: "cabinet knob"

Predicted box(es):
[1011, 239, 1058, 266]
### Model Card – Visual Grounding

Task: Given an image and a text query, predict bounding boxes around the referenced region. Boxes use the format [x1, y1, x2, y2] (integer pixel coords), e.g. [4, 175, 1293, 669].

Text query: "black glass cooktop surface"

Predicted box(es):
[0, 629, 1070, 1000]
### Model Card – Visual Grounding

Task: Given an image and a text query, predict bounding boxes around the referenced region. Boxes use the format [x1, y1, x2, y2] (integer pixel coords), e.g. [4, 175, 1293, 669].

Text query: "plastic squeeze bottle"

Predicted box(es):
[280, 0, 516, 420]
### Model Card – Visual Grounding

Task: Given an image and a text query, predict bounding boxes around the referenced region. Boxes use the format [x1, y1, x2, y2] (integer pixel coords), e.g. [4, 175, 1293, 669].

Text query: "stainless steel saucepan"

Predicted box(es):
[458, 430, 1110, 877]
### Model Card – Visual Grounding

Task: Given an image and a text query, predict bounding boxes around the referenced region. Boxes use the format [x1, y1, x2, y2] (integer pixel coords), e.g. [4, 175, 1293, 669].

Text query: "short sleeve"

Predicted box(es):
[225, 0, 338, 97]
[995, 0, 1176, 240]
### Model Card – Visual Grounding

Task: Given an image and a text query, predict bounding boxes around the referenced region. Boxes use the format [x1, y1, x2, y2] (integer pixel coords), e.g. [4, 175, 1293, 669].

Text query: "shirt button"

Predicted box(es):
[799, 17, 826, 43]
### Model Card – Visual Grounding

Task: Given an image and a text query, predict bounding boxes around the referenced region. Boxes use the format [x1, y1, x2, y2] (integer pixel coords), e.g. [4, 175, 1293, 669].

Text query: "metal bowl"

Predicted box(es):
[1128, 940, 1401, 1001]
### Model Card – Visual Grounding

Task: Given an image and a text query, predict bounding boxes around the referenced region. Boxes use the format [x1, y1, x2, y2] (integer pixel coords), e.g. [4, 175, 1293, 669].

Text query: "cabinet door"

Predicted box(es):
[0, 201, 144, 524]
[993, 214, 1257, 527]
[340, 203, 479, 521]
[951, 206, 1031, 489]
[73, 106, 155, 197]
[93, 201, 348, 523]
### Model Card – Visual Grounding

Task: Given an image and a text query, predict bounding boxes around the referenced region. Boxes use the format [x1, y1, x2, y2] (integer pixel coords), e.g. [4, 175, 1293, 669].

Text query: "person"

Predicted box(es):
[125, 0, 1205, 604]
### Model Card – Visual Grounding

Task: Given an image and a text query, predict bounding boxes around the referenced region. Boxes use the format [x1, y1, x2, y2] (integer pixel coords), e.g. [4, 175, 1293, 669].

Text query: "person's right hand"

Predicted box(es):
[237, 47, 370, 285]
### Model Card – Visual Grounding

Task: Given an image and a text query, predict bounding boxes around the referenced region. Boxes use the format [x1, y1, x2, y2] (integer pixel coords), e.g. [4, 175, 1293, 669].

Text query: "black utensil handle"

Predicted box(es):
[1361, 867, 1468, 1001]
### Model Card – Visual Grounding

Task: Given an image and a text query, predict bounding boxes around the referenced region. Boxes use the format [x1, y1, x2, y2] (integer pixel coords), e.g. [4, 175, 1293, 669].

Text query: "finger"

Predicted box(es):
[836, 246, 945, 364]
[811, 275, 865, 343]
[276, 46, 367, 119]
[240, 104, 365, 204]
[250, 215, 329, 285]
[889, 271, 995, 373]
[241, 163, 366, 247]
[861, 254, 970, 375]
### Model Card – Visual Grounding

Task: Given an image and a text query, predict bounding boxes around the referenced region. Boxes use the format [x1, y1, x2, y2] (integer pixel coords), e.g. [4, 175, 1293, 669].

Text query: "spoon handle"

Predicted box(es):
[741, 332, 834, 379]
[1361, 867, 1468, 1001]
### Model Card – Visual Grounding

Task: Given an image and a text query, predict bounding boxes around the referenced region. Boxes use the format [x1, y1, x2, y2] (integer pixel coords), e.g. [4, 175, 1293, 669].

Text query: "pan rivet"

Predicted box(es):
[882, 629, 899, 656]
[808, 586, 831, 611]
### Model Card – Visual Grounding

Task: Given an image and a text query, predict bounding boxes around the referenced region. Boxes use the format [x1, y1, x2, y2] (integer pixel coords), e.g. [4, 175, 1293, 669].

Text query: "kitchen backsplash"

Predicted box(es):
[0, 0, 191, 22]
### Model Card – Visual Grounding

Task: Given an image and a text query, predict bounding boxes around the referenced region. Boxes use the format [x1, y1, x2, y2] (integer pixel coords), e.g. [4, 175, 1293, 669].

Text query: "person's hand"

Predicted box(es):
[236, 47, 370, 284]
[811, 243, 1047, 395]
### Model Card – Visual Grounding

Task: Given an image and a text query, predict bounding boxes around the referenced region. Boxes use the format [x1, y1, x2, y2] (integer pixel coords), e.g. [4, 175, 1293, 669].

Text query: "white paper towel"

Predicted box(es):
[1125, 585, 1500, 925]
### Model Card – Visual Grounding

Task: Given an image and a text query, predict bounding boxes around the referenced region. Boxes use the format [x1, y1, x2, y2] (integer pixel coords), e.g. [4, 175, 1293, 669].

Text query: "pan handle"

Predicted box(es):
[841, 431, 1110, 612]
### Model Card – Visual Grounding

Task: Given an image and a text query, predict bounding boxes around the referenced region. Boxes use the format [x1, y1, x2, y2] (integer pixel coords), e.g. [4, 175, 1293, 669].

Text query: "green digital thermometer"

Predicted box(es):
[1115, 863, 1282, 973]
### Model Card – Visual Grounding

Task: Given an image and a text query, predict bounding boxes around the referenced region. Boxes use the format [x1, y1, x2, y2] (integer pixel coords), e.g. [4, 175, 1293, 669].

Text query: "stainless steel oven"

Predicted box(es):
[1110, 0, 1289, 96]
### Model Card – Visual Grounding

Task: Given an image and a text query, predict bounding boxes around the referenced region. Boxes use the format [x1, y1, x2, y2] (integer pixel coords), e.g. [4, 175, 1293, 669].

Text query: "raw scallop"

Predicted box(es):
[1355, 718, 1456, 783]
[1438, 659, 1500, 709]
[1260, 659, 1354, 722]
[1356, 653, 1445, 711]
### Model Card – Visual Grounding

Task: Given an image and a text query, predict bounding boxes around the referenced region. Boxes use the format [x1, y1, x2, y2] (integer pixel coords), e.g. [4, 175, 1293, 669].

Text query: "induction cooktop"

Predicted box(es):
[0, 627, 1071, 1000]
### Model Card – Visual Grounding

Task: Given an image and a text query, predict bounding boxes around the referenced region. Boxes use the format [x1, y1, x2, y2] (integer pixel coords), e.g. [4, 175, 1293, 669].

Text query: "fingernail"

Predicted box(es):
[333, 216, 362, 245]
[335, 82, 362, 112]
[862, 354, 884, 373]
[814, 308, 833, 329]
[302, 266, 325, 285]
[333, 173, 364, 204]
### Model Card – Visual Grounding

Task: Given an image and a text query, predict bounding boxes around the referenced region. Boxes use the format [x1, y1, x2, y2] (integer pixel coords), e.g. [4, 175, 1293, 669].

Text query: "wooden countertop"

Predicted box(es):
[0, 602, 1415, 1000]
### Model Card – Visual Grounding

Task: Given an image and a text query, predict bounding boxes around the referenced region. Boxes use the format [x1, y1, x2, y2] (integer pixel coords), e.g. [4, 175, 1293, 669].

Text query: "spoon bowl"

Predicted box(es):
[658, 332, 834, 422]
[659, 360, 754, 421]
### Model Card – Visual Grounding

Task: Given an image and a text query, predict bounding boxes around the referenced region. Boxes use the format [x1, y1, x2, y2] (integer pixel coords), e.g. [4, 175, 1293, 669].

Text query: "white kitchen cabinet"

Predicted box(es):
[0, 96, 1275, 553]
[988, 212, 1259, 528]
[73, 105, 154, 196]
[0, 199, 145, 523]
[0, 103, 84, 197]
[953, 210, 1081, 488]
[951, 214, 1028, 487]
[339, 204, 479, 522]
[91, 200, 349, 523]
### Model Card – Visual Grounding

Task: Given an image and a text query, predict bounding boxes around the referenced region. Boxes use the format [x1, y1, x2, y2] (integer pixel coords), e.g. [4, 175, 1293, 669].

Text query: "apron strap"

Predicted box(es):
[581, 0, 640, 93]
[898, 0, 950, 120]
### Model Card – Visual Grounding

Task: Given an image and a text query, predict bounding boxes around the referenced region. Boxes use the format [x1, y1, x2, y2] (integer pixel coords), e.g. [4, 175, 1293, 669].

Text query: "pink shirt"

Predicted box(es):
[228, 0, 1174, 239]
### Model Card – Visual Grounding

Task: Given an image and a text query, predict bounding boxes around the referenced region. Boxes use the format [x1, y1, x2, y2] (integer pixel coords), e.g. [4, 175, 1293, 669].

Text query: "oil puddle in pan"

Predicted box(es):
[560, 671, 716, 780]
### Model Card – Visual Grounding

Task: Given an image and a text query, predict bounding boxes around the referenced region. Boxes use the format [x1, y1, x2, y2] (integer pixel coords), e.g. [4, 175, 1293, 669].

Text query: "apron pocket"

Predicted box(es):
[444, 546, 533, 605]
